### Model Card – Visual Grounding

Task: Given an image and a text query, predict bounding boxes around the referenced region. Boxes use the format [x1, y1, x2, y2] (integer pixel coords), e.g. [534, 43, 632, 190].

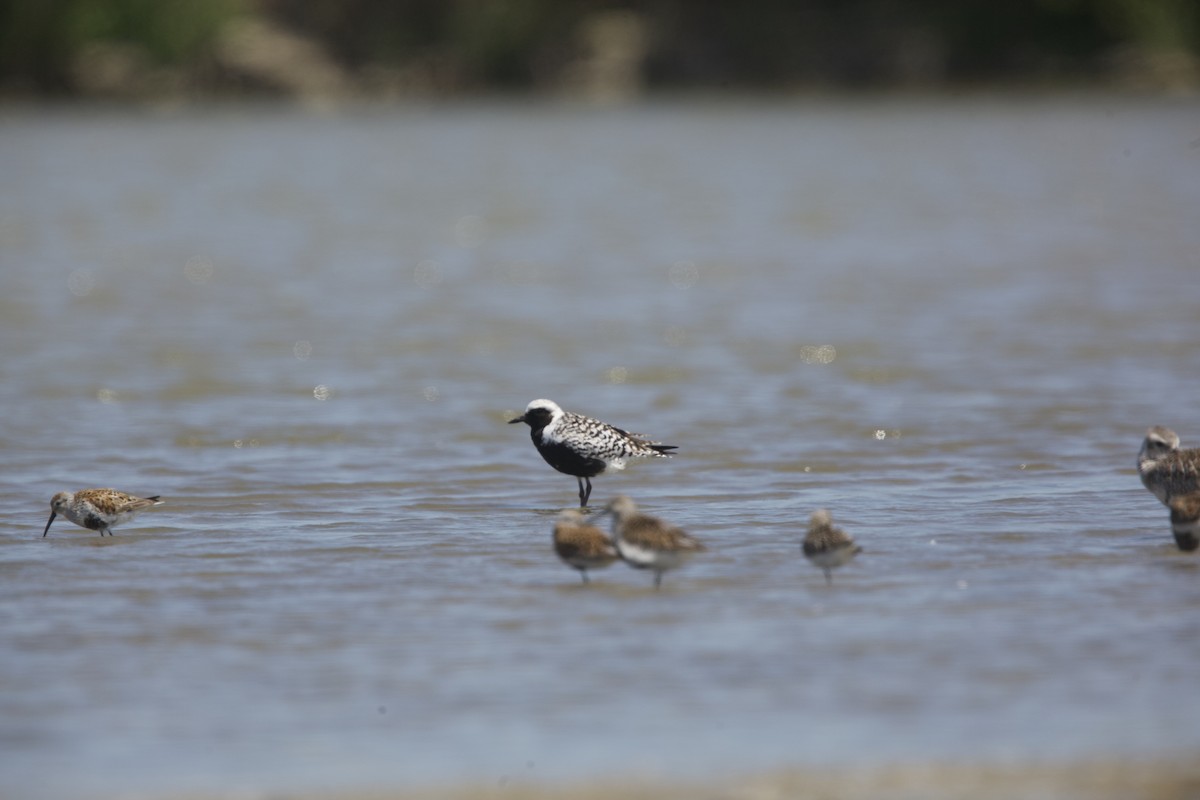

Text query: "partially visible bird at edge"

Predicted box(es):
[1137, 426, 1200, 552]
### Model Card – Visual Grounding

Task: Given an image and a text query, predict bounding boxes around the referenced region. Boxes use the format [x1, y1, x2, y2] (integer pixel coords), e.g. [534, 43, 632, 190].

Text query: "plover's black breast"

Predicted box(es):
[532, 437, 608, 479]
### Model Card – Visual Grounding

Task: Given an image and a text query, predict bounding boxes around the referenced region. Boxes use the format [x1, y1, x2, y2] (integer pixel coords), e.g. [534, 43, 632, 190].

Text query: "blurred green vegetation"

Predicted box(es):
[1, 0, 1196, 96]
[0, 0, 242, 92]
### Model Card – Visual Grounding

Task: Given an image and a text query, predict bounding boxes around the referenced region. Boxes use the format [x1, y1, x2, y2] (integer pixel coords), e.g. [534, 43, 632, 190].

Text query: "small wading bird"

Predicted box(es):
[552, 508, 619, 584]
[594, 495, 705, 589]
[509, 399, 676, 507]
[43, 489, 163, 538]
[1137, 426, 1200, 552]
[802, 509, 861, 585]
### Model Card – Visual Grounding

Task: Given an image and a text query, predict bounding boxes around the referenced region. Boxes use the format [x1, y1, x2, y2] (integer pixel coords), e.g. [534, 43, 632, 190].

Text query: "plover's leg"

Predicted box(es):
[580, 569, 589, 585]
[578, 477, 593, 508]
[654, 570, 663, 589]
[823, 567, 832, 585]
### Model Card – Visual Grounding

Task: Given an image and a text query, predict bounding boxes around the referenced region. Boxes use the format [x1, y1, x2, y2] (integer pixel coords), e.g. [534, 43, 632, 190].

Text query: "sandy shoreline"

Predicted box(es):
[164, 758, 1200, 800]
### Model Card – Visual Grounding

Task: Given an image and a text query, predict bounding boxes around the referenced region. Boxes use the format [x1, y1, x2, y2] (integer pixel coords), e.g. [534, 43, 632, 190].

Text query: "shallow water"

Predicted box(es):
[1, 95, 1198, 798]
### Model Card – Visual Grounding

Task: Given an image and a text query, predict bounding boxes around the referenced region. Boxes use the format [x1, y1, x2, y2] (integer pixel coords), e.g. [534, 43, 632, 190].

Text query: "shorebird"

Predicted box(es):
[509, 399, 676, 507]
[802, 509, 861, 585]
[1137, 426, 1200, 504]
[595, 495, 705, 589]
[1137, 427, 1200, 552]
[551, 508, 619, 584]
[43, 489, 163, 537]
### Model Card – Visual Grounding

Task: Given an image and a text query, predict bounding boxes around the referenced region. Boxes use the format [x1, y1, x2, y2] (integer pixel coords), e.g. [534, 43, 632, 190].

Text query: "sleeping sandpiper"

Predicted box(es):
[802, 509, 861, 585]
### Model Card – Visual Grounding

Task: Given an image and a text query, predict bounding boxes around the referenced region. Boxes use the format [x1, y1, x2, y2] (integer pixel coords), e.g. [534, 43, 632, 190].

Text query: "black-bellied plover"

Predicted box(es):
[509, 399, 676, 507]
[594, 495, 704, 589]
[802, 509, 861, 585]
[552, 508, 619, 584]
[1137, 426, 1200, 552]
[43, 489, 163, 537]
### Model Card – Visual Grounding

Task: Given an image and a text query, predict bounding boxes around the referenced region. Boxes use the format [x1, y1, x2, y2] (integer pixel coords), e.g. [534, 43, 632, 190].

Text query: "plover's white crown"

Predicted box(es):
[519, 399, 563, 437]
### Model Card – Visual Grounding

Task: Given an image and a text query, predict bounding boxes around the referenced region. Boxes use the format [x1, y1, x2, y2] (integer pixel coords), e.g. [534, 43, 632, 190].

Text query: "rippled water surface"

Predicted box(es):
[1, 96, 1198, 798]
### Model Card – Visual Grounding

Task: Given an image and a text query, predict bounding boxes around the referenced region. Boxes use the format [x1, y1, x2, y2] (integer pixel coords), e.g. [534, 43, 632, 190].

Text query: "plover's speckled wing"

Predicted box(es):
[553, 411, 676, 463]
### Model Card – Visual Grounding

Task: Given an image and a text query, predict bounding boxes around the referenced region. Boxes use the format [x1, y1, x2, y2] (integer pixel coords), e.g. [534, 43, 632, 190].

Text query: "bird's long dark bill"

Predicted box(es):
[508, 416, 524, 424]
[42, 512, 56, 537]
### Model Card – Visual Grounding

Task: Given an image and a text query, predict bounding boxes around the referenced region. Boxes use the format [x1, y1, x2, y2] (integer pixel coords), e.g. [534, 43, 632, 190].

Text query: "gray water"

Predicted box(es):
[1, 96, 1198, 798]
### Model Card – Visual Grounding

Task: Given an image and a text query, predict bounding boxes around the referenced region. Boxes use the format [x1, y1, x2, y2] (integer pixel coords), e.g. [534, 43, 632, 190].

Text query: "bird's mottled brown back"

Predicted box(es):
[803, 511, 858, 557]
[75, 488, 161, 516]
[620, 514, 705, 553]
[553, 518, 617, 561]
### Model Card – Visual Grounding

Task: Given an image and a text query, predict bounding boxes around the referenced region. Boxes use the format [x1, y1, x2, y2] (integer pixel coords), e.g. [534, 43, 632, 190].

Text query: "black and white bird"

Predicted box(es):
[802, 509, 861, 585]
[1137, 426, 1200, 551]
[508, 399, 676, 507]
